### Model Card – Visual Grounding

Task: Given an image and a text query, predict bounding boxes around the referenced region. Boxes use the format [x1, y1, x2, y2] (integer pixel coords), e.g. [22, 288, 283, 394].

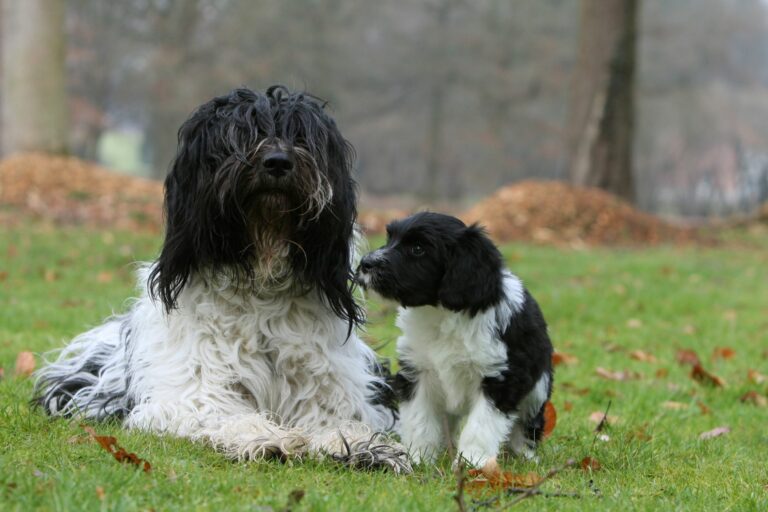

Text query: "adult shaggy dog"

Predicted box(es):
[34, 86, 409, 473]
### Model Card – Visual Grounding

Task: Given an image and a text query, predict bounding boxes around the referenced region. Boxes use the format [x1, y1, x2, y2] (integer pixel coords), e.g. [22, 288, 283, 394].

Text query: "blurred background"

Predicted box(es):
[2, 0, 768, 225]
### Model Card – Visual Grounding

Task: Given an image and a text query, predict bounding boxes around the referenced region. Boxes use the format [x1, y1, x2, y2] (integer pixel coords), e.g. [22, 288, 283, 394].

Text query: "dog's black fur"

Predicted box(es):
[359, 212, 554, 448]
[149, 86, 362, 330]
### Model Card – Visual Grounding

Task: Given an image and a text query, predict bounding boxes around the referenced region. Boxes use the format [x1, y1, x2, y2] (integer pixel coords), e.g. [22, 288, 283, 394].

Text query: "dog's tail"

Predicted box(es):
[33, 315, 133, 420]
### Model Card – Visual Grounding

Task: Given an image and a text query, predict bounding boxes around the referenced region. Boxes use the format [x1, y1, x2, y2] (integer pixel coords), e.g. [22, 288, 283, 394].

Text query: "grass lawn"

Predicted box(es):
[1, 224, 767, 511]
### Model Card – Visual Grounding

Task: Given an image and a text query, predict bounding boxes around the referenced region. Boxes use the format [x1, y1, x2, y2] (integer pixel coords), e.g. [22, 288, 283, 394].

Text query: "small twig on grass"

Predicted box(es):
[590, 399, 613, 450]
[454, 459, 468, 512]
[441, 415, 467, 512]
[504, 458, 576, 508]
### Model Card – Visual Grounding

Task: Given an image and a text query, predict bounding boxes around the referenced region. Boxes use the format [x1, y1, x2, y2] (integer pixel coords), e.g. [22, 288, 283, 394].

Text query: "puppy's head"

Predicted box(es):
[357, 212, 503, 314]
[149, 86, 361, 328]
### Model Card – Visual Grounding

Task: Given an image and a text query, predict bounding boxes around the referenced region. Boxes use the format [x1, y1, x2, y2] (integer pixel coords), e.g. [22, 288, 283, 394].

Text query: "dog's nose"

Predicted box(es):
[262, 151, 294, 178]
[360, 255, 375, 272]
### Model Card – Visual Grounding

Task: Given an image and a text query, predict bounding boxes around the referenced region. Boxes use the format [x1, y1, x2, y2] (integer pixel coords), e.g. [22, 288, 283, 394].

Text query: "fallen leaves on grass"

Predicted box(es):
[95, 486, 105, 501]
[662, 401, 689, 410]
[697, 401, 712, 415]
[81, 425, 151, 472]
[630, 350, 658, 363]
[691, 364, 726, 387]
[699, 426, 730, 440]
[580, 457, 601, 471]
[676, 349, 701, 367]
[560, 382, 591, 395]
[712, 346, 736, 360]
[0, 367, 5, 381]
[748, 369, 768, 385]
[627, 318, 643, 329]
[14, 351, 35, 377]
[740, 391, 768, 407]
[563, 401, 574, 412]
[542, 402, 557, 439]
[655, 368, 669, 379]
[466, 459, 542, 492]
[595, 367, 642, 381]
[589, 411, 619, 429]
[552, 351, 578, 366]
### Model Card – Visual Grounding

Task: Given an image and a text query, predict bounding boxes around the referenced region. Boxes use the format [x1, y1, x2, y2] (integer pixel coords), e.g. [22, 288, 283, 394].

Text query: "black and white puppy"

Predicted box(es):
[356, 212, 553, 468]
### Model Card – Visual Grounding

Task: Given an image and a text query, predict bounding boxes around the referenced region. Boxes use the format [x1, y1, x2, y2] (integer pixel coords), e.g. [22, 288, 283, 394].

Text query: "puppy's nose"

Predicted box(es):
[262, 151, 294, 178]
[359, 255, 376, 272]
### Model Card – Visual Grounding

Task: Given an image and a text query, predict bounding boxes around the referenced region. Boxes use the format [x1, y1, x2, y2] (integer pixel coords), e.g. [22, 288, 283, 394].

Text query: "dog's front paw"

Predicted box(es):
[332, 432, 413, 474]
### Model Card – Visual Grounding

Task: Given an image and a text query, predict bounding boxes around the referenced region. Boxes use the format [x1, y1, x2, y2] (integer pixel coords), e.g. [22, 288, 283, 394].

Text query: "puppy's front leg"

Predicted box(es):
[399, 379, 444, 465]
[456, 395, 514, 468]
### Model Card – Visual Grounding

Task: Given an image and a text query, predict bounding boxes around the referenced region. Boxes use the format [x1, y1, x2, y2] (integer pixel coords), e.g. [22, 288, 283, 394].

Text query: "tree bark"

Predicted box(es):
[567, 0, 638, 202]
[1, 0, 69, 155]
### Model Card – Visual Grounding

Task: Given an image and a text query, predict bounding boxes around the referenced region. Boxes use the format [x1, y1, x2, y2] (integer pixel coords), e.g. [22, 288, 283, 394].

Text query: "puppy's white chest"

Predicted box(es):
[396, 306, 508, 414]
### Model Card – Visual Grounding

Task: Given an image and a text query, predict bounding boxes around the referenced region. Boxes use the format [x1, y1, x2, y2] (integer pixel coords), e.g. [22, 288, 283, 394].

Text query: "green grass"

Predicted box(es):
[2, 225, 767, 511]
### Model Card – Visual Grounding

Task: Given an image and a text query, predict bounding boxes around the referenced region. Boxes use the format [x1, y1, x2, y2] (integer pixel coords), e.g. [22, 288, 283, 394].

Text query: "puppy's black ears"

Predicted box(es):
[438, 225, 503, 315]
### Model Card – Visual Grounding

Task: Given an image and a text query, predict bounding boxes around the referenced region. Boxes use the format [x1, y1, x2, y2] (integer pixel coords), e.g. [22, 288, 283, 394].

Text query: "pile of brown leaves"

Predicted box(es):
[0, 153, 163, 231]
[462, 180, 698, 246]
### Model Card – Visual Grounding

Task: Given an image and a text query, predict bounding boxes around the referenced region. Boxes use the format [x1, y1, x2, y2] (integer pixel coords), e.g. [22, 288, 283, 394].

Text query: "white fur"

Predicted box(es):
[38, 265, 409, 471]
[396, 271, 546, 467]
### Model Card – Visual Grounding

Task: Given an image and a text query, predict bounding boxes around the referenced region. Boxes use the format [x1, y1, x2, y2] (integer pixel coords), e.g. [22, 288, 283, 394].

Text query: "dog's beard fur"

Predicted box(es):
[215, 144, 333, 289]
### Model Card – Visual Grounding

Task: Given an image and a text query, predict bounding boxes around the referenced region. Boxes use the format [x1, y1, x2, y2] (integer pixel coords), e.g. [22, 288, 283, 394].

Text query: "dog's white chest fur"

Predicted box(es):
[396, 305, 507, 415]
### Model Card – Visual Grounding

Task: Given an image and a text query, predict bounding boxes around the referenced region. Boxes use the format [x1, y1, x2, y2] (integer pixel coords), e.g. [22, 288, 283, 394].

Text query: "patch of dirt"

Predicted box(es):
[462, 180, 699, 247]
[0, 153, 163, 231]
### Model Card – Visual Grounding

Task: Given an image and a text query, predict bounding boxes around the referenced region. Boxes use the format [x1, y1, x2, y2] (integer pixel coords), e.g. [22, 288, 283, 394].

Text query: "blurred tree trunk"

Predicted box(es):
[567, 0, 638, 203]
[1, 0, 68, 155]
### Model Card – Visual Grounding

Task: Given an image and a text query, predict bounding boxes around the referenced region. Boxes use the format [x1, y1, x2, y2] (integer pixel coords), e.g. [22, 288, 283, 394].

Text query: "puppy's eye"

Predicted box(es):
[410, 244, 425, 257]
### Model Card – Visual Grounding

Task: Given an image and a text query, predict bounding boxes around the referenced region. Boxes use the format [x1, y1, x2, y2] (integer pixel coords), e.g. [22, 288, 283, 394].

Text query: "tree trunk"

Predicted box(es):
[1, 0, 68, 155]
[567, 0, 638, 202]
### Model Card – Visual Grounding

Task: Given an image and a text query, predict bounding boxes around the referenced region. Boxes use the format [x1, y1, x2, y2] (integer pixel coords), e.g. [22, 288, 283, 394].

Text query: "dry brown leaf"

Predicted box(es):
[44, 269, 57, 282]
[589, 411, 619, 427]
[696, 401, 712, 415]
[81, 425, 152, 472]
[662, 401, 688, 410]
[0, 367, 5, 381]
[682, 325, 697, 335]
[563, 401, 574, 412]
[676, 349, 701, 367]
[627, 318, 643, 329]
[542, 401, 557, 439]
[630, 350, 658, 363]
[595, 367, 642, 381]
[712, 347, 736, 361]
[580, 457, 601, 471]
[466, 458, 542, 492]
[740, 391, 768, 407]
[14, 351, 35, 377]
[97, 271, 113, 283]
[655, 368, 669, 379]
[552, 351, 578, 367]
[690, 364, 726, 387]
[560, 382, 591, 396]
[747, 369, 767, 385]
[0, 270, 8, 282]
[96, 486, 105, 501]
[699, 426, 730, 440]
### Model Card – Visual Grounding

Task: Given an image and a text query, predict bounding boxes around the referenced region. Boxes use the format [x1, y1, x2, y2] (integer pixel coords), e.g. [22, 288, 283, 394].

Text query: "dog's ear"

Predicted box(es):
[438, 225, 503, 315]
[293, 115, 363, 333]
[148, 100, 251, 312]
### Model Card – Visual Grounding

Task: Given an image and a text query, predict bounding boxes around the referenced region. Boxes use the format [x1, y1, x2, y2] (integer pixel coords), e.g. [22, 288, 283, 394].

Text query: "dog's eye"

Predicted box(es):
[410, 244, 425, 257]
